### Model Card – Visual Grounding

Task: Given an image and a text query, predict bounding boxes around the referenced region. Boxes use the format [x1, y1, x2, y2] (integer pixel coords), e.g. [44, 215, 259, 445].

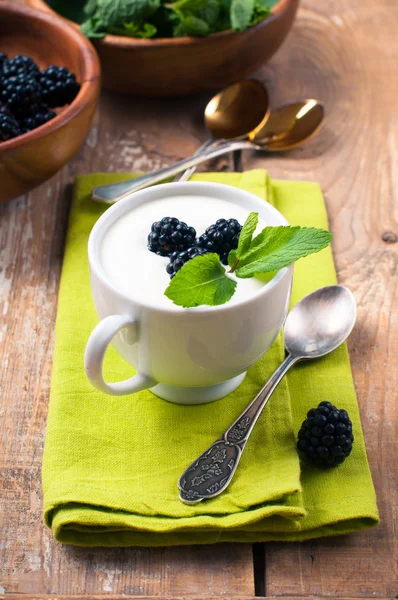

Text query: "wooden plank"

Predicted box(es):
[0, 596, 394, 600]
[243, 0, 397, 596]
[0, 94, 253, 596]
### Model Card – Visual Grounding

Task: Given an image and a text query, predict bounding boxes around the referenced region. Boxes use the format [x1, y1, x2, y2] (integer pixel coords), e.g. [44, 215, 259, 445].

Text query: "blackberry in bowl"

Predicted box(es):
[0, 2, 100, 202]
[0, 110, 21, 142]
[0, 72, 41, 116]
[0, 57, 80, 131]
[39, 65, 81, 108]
[19, 105, 56, 133]
[2, 54, 40, 78]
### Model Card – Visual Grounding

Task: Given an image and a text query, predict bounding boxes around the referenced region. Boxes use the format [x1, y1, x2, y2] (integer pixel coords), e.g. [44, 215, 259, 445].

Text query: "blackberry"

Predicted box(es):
[0, 112, 21, 142]
[297, 401, 354, 468]
[148, 217, 196, 257]
[20, 104, 56, 132]
[166, 246, 208, 278]
[39, 65, 80, 108]
[0, 101, 12, 116]
[0, 73, 41, 115]
[2, 55, 40, 78]
[197, 218, 242, 264]
[0, 52, 8, 70]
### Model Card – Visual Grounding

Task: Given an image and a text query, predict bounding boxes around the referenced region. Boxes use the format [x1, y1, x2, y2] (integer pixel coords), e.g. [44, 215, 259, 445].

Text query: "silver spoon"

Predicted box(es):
[91, 101, 324, 204]
[178, 285, 356, 504]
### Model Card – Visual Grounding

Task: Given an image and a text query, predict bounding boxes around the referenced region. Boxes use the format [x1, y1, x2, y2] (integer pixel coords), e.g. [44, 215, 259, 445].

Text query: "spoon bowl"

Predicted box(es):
[253, 99, 324, 150]
[204, 80, 270, 140]
[285, 285, 357, 359]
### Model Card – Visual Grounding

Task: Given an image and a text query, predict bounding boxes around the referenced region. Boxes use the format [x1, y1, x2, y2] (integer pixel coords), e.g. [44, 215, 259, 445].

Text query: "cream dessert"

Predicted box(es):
[100, 194, 268, 310]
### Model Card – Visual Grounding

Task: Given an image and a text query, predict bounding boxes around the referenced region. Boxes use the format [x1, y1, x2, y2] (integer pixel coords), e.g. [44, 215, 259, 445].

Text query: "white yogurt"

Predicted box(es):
[100, 194, 268, 310]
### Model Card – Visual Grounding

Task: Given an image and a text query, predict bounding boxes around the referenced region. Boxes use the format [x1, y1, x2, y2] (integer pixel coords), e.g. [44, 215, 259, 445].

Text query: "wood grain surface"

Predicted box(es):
[0, 0, 397, 597]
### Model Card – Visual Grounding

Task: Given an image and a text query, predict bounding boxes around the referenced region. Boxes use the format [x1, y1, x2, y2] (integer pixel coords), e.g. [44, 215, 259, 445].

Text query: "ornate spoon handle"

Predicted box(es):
[178, 354, 299, 504]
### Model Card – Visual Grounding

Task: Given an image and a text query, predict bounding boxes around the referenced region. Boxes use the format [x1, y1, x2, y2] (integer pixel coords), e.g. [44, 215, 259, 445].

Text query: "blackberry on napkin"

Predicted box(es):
[297, 401, 354, 468]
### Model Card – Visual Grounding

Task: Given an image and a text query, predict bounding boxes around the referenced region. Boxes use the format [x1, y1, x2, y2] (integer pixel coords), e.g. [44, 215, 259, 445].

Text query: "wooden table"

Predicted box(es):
[1, 0, 397, 598]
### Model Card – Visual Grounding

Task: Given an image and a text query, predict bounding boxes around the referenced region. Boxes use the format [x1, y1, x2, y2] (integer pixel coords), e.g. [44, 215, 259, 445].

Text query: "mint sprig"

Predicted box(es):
[164, 213, 332, 308]
[231, 222, 332, 278]
[164, 253, 236, 308]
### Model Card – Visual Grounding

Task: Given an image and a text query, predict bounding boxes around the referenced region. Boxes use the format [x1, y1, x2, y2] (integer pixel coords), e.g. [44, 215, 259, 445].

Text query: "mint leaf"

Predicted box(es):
[236, 211, 258, 258]
[228, 248, 238, 269]
[165, 253, 236, 308]
[230, 0, 254, 31]
[235, 226, 332, 278]
[96, 0, 160, 26]
[255, 0, 278, 7]
[216, 0, 233, 29]
[80, 17, 107, 37]
[84, 0, 98, 17]
[173, 14, 210, 35]
[198, 0, 221, 29]
[109, 21, 157, 36]
[173, 0, 208, 12]
[171, 0, 221, 35]
[249, 0, 270, 25]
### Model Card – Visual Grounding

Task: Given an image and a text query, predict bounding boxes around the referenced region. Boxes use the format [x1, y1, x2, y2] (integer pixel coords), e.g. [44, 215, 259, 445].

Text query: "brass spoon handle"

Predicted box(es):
[91, 140, 255, 203]
[178, 354, 299, 504]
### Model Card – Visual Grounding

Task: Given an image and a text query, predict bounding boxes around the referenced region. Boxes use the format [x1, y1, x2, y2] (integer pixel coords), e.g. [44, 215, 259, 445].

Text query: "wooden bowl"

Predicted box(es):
[0, 2, 100, 203]
[27, 0, 299, 97]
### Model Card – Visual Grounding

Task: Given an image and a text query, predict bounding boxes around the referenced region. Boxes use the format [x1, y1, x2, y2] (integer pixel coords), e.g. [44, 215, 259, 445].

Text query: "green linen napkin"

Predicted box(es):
[42, 170, 379, 546]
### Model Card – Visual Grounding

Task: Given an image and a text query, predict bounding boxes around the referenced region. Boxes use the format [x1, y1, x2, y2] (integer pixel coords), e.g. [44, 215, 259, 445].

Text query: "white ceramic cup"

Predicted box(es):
[84, 182, 293, 405]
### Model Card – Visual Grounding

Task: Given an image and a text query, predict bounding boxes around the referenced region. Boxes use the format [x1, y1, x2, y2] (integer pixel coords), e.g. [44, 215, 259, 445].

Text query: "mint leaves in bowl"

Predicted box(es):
[78, 0, 280, 40]
[27, 0, 299, 96]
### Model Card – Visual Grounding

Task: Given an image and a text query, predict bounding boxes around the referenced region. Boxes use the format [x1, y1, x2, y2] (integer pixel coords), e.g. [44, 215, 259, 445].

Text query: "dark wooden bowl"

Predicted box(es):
[27, 0, 299, 97]
[0, 2, 100, 203]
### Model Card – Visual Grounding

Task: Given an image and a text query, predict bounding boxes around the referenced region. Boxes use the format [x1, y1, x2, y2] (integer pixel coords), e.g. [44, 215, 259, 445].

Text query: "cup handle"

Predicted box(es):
[84, 314, 157, 396]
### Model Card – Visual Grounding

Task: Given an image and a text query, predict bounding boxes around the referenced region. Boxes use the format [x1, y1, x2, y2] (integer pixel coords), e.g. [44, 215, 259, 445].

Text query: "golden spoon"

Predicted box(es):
[253, 99, 324, 149]
[178, 98, 322, 182]
[174, 80, 270, 182]
[92, 100, 324, 203]
[203, 79, 270, 141]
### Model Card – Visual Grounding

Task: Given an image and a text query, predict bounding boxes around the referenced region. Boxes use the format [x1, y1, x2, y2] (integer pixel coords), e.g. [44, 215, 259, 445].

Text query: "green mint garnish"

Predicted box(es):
[228, 211, 258, 271]
[236, 211, 259, 257]
[164, 213, 332, 308]
[231, 220, 332, 278]
[164, 253, 236, 308]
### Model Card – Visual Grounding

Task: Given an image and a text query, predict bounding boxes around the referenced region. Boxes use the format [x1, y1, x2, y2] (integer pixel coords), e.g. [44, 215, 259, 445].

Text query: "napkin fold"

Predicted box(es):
[42, 170, 379, 546]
